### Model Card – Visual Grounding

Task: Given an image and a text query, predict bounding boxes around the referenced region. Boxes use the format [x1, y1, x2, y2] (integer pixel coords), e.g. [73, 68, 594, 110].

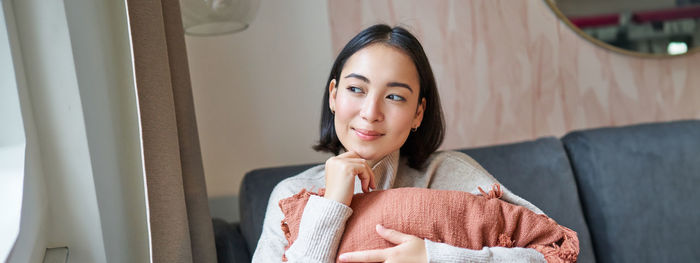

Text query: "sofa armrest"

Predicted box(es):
[213, 218, 250, 263]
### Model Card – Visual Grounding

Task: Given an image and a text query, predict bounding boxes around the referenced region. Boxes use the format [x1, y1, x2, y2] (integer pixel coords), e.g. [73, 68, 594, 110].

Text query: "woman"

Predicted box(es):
[253, 24, 547, 263]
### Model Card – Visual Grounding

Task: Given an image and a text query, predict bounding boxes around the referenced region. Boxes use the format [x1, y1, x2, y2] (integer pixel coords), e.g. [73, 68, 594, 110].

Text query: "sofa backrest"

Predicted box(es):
[461, 137, 595, 263]
[562, 120, 700, 263]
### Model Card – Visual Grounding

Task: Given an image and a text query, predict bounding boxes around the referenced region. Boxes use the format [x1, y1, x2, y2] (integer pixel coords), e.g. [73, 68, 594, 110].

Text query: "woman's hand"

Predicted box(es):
[324, 151, 376, 206]
[338, 224, 427, 263]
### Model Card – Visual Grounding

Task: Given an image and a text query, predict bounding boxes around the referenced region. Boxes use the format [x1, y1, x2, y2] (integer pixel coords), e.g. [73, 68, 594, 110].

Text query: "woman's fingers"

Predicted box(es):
[363, 161, 377, 189]
[338, 249, 386, 262]
[338, 224, 427, 263]
[357, 160, 375, 192]
[347, 160, 371, 193]
[345, 156, 376, 193]
[360, 171, 370, 193]
[324, 150, 378, 205]
[376, 224, 411, 244]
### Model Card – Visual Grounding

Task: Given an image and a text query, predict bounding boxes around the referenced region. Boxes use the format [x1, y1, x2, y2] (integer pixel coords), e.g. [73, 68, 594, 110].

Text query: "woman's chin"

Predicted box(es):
[348, 147, 385, 162]
[358, 153, 379, 162]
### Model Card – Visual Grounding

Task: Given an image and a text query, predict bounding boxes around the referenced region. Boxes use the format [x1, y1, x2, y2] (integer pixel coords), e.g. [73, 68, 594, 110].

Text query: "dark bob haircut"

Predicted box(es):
[313, 24, 445, 169]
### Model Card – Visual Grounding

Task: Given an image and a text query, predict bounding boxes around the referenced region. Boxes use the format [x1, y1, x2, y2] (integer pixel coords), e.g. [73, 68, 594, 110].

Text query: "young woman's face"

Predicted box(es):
[329, 44, 426, 163]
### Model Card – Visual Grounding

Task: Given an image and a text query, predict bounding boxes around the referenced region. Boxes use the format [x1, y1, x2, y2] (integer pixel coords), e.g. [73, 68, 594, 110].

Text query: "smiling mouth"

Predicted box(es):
[352, 128, 384, 141]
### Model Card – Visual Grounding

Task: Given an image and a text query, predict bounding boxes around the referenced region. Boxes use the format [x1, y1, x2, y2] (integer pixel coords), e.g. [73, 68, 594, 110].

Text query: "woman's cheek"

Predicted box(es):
[391, 108, 416, 132]
[334, 97, 357, 131]
[335, 96, 360, 119]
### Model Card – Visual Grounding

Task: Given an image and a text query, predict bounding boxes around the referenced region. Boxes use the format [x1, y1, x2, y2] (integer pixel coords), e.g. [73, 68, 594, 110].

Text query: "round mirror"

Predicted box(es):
[545, 0, 700, 57]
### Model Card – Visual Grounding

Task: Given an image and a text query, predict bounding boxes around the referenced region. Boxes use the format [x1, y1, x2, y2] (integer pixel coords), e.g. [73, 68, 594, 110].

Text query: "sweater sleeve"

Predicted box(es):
[424, 239, 546, 262]
[252, 183, 352, 263]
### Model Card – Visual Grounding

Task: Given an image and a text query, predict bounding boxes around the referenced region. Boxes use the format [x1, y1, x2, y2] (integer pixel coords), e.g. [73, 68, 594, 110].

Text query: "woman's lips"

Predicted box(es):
[353, 128, 384, 141]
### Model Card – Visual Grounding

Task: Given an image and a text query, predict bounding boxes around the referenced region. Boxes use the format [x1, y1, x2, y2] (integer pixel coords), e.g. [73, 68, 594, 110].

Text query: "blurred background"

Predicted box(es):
[183, 0, 700, 223]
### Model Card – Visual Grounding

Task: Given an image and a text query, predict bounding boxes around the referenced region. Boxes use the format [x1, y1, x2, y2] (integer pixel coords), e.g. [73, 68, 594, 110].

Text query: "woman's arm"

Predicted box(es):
[424, 240, 546, 262]
[286, 195, 353, 262]
[252, 180, 353, 263]
[251, 183, 293, 263]
[254, 151, 374, 262]
[337, 223, 546, 263]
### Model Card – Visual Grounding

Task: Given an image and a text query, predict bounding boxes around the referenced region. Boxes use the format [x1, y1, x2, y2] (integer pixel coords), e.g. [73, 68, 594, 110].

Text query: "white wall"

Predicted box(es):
[6, 0, 149, 262]
[186, 0, 334, 220]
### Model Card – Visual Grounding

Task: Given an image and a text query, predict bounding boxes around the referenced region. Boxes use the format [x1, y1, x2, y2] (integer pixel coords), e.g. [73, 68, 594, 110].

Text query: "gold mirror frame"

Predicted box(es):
[543, 0, 700, 59]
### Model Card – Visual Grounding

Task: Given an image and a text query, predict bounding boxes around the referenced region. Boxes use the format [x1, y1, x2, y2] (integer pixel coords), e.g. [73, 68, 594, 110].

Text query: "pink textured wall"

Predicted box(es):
[328, 0, 700, 149]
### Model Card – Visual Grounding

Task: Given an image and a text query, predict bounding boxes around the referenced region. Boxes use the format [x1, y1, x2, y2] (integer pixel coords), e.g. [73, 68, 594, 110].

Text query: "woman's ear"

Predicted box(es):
[329, 79, 337, 112]
[413, 98, 426, 127]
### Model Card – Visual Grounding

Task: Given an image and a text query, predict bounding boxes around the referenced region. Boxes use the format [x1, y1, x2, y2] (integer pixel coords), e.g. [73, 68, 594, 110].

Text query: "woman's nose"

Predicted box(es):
[360, 95, 384, 123]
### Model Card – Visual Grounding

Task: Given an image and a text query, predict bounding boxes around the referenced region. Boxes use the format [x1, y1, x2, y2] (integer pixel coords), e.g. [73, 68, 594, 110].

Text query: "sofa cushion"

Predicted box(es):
[562, 120, 700, 263]
[239, 163, 319, 254]
[460, 137, 596, 263]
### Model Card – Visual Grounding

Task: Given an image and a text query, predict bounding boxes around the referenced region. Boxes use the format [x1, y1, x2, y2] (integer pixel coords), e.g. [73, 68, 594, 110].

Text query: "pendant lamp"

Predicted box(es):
[180, 0, 260, 36]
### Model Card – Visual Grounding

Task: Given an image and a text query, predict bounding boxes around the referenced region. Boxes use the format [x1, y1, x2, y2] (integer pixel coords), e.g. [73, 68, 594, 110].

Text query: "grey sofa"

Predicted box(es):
[213, 120, 700, 263]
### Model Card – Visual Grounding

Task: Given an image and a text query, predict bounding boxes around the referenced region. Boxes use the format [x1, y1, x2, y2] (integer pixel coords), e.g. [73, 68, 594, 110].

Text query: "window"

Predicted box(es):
[0, 1, 27, 261]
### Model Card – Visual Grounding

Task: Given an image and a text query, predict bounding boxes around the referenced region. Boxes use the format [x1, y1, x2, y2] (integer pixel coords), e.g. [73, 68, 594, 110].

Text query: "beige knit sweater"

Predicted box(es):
[252, 150, 547, 263]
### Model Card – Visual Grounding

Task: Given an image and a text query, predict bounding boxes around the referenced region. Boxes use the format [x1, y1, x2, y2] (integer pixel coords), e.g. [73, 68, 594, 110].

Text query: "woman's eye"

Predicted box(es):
[386, 94, 406, 101]
[347, 87, 363, 93]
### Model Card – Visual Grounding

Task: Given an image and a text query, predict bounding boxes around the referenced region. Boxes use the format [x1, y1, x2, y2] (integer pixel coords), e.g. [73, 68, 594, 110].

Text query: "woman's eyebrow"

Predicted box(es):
[344, 73, 370, 83]
[344, 73, 413, 93]
[387, 82, 413, 93]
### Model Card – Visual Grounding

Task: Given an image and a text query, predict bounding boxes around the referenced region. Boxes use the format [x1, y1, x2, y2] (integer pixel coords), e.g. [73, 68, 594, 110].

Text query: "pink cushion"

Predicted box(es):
[279, 185, 578, 263]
